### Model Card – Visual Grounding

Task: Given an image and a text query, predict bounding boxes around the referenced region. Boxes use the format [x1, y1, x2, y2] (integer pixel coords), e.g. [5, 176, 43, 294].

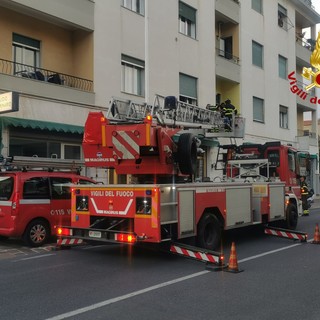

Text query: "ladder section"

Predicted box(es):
[106, 97, 151, 122]
[1, 156, 84, 173]
[214, 145, 229, 171]
[152, 95, 225, 129]
[106, 95, 245, 138]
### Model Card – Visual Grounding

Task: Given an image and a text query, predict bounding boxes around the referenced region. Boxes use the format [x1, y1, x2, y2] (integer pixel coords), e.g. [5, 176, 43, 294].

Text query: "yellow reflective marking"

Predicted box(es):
[101, 125, 106, 147]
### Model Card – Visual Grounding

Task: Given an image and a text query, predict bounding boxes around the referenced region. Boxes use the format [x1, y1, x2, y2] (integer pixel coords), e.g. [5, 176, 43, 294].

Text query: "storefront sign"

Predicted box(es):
[0, 92, 19, 114]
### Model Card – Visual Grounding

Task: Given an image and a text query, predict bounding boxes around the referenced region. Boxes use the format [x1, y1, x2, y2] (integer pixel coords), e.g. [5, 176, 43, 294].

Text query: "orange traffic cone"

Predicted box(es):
[226, 242, 243, 273]
[312, 223, 320, 244]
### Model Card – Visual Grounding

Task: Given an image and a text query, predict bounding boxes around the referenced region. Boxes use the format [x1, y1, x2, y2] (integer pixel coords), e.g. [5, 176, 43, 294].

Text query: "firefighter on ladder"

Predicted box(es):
[223, 99, 237, 131]
[300, 176, 309, 216]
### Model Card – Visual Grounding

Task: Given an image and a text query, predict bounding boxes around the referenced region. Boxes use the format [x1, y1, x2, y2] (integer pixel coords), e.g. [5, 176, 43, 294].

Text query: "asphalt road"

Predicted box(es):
[1, 205, 320, 320]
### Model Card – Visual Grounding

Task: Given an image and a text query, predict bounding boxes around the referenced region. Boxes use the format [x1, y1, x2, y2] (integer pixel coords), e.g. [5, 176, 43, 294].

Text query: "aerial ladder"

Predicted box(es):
[106, 94, 245, 138]
[83, 95, 245, 181]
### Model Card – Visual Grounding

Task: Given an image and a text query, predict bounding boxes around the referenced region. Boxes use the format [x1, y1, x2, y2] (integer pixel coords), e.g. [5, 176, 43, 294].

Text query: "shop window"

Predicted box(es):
[9, 131, 82, 160]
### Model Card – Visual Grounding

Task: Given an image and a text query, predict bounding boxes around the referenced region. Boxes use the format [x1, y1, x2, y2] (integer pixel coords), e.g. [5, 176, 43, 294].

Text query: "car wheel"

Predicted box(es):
[23, 219, 50, 247]
[197, 213, 222, 250]
[286, 203, 298, 230]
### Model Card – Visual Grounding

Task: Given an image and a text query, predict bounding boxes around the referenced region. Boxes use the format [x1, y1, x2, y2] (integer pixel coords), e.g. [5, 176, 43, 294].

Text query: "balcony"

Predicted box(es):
[215, 0, 240, 24]
[0, 0, 94, 31]
[0, 58, 94, 105]
[296, 33, 316, 66]
[297, 129, 318, 148]
[215, 48, 240, 83]
[295, 74, 317, 112]
[293, 0, 320, 28]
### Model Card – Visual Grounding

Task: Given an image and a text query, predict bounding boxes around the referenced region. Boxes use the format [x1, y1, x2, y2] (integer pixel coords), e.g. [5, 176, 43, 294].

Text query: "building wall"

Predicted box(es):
[240, 0, 297, 145]
[94, 0, 216, 108]
[0, 7, 93, 80]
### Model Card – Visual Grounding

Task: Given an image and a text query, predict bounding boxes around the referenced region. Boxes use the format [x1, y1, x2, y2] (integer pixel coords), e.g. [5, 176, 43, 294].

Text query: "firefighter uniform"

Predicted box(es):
[223, 99, 236, 131]
[300, 176, 309, 215]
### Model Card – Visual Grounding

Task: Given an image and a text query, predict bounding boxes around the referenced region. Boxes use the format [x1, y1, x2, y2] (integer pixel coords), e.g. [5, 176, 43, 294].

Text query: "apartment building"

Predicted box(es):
[0, 0, 319, 187]
[0, 0, 97, 176]
[94, 0, 320, 188]
[94, 0, 216, 107]
[240, 0, 320, 189]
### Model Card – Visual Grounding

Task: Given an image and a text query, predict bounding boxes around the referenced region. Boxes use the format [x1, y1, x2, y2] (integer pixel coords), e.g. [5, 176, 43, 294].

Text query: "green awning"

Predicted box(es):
[298, 152, 317, 159]
[0, 117, 84, 134]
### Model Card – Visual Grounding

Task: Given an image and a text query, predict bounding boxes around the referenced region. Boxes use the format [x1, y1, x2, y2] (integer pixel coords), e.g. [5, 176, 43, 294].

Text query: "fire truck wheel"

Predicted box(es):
[197, 213, 221, 250]
[23, 219, 50, 247]
[286, 203, 298, 230]
[178, 133, 197, 175]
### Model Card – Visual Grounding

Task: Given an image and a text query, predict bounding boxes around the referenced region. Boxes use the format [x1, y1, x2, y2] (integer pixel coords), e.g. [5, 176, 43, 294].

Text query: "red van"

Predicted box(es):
[0, 171, 96, 247]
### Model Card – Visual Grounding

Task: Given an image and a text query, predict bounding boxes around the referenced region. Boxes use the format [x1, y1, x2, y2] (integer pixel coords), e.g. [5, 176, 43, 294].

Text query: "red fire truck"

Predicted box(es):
[56, 95, 304, 250]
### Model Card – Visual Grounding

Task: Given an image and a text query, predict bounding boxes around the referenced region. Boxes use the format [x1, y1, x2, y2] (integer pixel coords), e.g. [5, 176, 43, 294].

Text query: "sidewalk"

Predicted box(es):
[311, 196, 320, 209]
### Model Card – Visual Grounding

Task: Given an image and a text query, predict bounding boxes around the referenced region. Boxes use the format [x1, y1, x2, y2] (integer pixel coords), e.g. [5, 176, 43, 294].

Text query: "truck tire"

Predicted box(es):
[197, 213, 222, 250]
[285, 203, 298, 230]
[23, 219, 50, 247]
[178, 133, 197, 175]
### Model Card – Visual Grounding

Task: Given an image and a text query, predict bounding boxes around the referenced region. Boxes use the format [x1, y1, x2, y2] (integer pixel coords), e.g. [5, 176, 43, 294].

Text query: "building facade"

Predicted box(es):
[0, 0, 101, 178]
[0, 0, 319, 189]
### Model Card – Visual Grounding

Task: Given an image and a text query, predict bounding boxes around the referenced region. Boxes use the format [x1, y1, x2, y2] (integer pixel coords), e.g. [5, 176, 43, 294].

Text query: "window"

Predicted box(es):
[252, 41, 263, 68]
[0, 177, 14, 201]
[12, 33, 40, 74]
[278, 4, 287, 28]
[121, 55, 145, 96]
[279, 105, 288, 129]
[121, 0, 145, 15]
[267, 151, 280, 167]
[9, 130, 82, 160]
[63, 144, 81, 160]
[278, 55, 287, 79]
[288, 150, 296, 172]
[51, 177, 72, 200]
[179, 73, 198, 105]
[252, 0, 262, 14]
[253, 96, 264, 123]
[179, 2, 196, 39]
[23, 177, 50, 199]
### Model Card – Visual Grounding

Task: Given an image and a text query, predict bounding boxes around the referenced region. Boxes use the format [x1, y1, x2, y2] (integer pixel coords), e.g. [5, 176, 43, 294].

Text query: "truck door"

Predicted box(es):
[0, 175, 15, 235]
[50, 177, 73, 229]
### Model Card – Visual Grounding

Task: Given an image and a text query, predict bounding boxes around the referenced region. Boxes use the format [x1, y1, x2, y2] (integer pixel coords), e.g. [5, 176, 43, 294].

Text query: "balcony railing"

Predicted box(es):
[296, 78, 316, 97]
[0, 58, 93, 92]
[296, 32, 316, 51]
[299, 0, 315, 11]
[298, 129, 317, 139]
[216, 48, 240, 64]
